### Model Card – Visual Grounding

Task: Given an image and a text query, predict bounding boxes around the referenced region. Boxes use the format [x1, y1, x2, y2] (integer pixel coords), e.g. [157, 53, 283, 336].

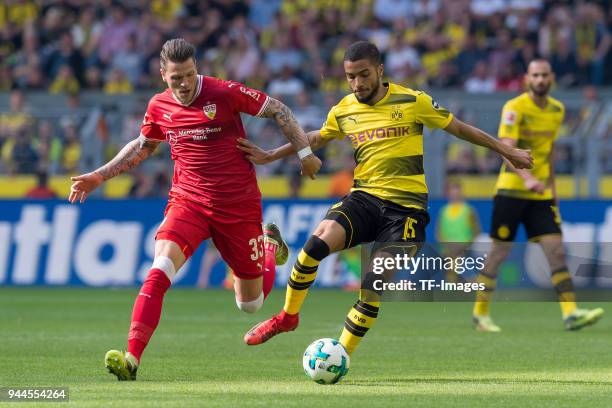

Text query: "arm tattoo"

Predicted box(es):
[95, 136, 159, 181]
[261, 98, 309, 150]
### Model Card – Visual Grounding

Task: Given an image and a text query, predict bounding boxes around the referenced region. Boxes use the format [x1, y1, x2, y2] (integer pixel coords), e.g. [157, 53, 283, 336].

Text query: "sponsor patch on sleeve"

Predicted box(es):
[503, 110, 517, 125]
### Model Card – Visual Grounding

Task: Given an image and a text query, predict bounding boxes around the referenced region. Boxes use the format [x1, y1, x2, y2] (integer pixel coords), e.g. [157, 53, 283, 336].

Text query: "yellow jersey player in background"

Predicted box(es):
[472, 59, 604, 332]
[238, 41, 532, 358]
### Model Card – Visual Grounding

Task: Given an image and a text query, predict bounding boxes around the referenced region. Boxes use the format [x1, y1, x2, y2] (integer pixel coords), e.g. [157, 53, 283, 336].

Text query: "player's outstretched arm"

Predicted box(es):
[443, 117, 533, 170]
[238, 130, 329, 165]
[259, 98, 322, 179]
[68, 136, 160, 203]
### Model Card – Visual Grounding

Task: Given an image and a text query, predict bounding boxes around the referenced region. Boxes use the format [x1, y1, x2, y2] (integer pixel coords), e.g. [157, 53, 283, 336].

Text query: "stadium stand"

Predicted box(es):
[0, 0, 610, 198]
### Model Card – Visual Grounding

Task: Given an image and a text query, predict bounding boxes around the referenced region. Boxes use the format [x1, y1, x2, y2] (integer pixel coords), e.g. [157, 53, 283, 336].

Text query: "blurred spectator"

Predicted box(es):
[470, 0, 506, 17]
[430, 60, 460, 88]
[495, 64, 522, 92]
[538, 5, 572, 58]
[373, 0, 412, 23]
[0, 65, 13, 91]
[34, 120, 61, 174]
[248, 0, 282, 30]
[574, 3, 611, 86]
[454, 34, 487, 82]
[488, 29, 517, 74]
[464, 61, 495, 93]
[447, 145, 481, 174]
[385, 35, 421, 81]
[2, 1, 38, 29]
[265, 35, 302, 75]
[551, 38, 578, 87]
[111, 34, 144, 86]
[49, 65, 80, 94]
[361, 17, 392, 53]
[60, 120, 81, 173]
[0, 90, 33, 157]
[11, 133, 38, 174]
[293, 92, 323, 130]
[104, 69, 133, 94]
[10, 28, 42, 89]
[26, 171, 57, 199]
[150, 0, 185, 22]
[45, 32, 84, 85]
[84, 66, 104, 89]
[267, 67, 305, 97]
[226, 33, 260, 82]
[140, 59, 166, 90]
[71, 6, 102, 67]
[413, 0, 441, 19]
[98, 3, 138, 65]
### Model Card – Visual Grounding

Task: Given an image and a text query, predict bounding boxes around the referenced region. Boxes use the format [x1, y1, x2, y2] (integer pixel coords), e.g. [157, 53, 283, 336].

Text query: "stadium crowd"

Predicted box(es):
[0, 0, 610, 190]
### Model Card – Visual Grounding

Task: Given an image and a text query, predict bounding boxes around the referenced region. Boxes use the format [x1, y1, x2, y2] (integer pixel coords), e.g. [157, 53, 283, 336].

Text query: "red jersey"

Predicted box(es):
[140, 75, 269, 208]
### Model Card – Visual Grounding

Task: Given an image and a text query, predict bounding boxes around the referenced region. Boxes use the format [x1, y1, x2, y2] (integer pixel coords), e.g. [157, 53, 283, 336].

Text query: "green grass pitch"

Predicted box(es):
[1, 288, 610, 407]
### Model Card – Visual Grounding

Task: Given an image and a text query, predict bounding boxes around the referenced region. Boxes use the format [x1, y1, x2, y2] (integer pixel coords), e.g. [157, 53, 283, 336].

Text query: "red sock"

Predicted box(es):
[127, 268, 171, 363]
[263, 242, 277, 299]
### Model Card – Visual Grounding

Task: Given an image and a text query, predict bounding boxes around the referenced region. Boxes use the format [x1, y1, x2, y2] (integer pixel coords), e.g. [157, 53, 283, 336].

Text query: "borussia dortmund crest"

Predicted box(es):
[203, 104, 216, 119]
[391, 105, 403, 121]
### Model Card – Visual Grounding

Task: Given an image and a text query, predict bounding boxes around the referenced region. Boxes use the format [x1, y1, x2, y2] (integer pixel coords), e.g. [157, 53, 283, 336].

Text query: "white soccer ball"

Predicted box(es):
[302, 338, 350, 384]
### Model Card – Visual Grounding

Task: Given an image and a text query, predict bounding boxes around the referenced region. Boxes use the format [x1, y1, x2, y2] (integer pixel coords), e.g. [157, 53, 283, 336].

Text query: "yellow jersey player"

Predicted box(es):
[238, 41, 532, 357]
[472, 59, 604, 332]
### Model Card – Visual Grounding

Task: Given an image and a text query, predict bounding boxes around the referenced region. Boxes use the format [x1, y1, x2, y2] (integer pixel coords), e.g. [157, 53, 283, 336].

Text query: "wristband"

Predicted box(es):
[297, 146, 313, 160]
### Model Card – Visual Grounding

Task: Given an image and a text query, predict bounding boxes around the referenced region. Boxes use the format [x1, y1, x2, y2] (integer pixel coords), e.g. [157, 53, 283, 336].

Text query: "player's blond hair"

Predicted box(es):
[160, 38, 196, 69]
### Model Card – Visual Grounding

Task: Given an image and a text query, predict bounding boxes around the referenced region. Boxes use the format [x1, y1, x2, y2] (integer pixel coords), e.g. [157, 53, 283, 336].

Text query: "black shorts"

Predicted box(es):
[324, 190, 430, 249]
[490, 195, 562, 241]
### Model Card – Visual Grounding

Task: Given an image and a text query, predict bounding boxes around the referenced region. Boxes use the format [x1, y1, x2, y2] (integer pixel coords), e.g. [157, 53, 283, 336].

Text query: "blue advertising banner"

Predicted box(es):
[0, 199, 611, 287]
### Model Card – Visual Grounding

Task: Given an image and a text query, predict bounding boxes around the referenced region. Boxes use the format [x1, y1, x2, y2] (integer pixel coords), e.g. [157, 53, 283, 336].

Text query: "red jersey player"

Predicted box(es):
[68, 38, 321, 380]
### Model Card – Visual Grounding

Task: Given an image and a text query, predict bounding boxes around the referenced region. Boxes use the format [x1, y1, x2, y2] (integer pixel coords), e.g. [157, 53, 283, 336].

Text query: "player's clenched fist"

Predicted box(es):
[505, 148, 533, 170]
[300, 154, 322, 180]
[68, 171, 104, 203]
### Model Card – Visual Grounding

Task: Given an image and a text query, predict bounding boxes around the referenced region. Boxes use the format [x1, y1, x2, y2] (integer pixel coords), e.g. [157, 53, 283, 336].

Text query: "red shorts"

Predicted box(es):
[156, 195, 264, 279]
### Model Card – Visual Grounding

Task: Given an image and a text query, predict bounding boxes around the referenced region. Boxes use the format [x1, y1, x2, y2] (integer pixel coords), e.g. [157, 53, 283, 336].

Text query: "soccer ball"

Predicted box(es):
[302, 338, 350, 384]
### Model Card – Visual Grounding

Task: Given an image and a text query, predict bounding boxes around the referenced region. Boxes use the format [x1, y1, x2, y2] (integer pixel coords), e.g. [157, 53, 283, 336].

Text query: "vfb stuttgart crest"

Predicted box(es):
[203, 104, 216, 119]
[166, 130, 178, 146]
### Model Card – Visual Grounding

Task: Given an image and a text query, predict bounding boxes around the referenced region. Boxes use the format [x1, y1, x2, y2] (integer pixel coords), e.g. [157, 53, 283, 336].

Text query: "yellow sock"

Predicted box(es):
[551, 267, 577, 318]
[560, 298, 577, 318]
[283, 249, 320, 315]
[339, 300, 380, 355]
[473, 272, 497, 317]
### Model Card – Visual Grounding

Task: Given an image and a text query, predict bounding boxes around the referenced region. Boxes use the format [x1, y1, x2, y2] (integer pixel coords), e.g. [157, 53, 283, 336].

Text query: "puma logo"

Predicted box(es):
[163, 112, 174, 122]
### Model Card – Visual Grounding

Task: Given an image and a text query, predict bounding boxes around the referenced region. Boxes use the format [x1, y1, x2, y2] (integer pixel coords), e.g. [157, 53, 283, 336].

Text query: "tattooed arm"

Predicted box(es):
[238, 130, 330, 164]
[259, 97, 322, 179]
[68, 135, 160, 203]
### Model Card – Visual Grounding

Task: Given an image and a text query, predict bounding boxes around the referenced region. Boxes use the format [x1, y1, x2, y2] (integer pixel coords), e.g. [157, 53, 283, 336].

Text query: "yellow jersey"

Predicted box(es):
[320, 82, 454, 210]
[495, 92, 565, 200]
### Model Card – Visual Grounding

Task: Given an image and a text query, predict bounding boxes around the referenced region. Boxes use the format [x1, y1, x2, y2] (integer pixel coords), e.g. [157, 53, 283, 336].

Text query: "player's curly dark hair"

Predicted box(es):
[343, 41, 381, 65]
[160, 38, 196, 69]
